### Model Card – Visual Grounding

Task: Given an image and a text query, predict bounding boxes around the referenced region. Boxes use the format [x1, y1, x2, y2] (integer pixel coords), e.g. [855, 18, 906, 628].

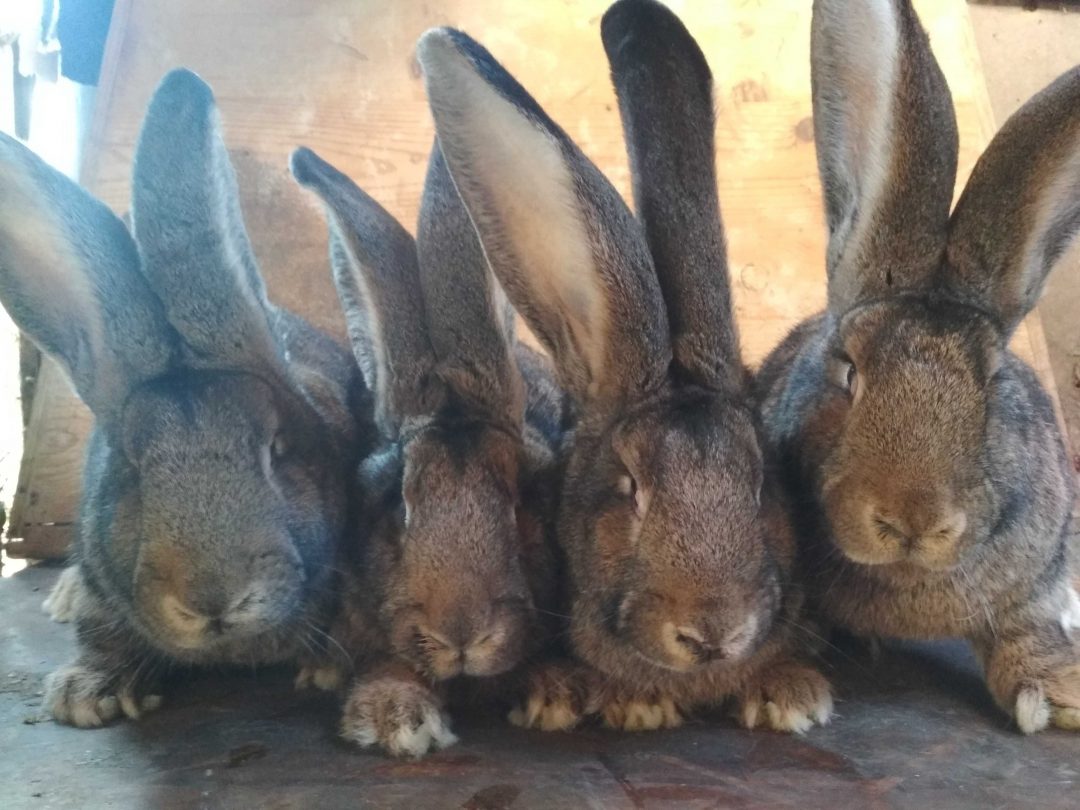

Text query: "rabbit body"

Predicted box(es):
[756, 0, 1080, 733]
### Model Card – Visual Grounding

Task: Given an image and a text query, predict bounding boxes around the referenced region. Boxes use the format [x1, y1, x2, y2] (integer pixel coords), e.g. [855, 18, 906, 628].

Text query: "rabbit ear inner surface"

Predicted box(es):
[418, 26, 670, 410]
[0, 133, 174, 428]
[811, 0, 958, 313]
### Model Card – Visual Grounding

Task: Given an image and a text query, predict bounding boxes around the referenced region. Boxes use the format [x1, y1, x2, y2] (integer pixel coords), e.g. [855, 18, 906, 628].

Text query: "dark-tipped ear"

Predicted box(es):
[811, 0, 957, 312]
[131, 69, 282, 374]
[418, 27, 670, 409]
[291, 147, 437, 437]
[946, 66, 1080, 335]
[416, 140, 523, 428]
[602, 0, 741, 392]
[0, 134, 174, 427]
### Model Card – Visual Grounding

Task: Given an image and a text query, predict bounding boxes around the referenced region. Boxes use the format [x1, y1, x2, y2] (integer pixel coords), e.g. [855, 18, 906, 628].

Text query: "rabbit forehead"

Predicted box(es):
[124, 370, 281, 442]
[611, 390, 762, 482]
[836, 298, 999, 381]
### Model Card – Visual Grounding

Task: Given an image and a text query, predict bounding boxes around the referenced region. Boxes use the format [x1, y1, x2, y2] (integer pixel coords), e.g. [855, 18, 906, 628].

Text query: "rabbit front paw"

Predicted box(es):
[294, 663, 346, 692]
[340, 674, 457, 757]
[1011, 666, 1080, 734]
[508, 660, 594, 732]
[736, 660, 833, 733]
[600, 689, 683, 732]
[42, 566, 82, 623]
[45, 663, 162, 727]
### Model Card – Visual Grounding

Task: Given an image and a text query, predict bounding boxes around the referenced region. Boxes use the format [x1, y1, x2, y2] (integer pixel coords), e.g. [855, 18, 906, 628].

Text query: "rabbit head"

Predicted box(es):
[419, 7, 782, 677]
[789, 0, 1080, 572]
[0, 70, 358, 662]
[292, 143, 537, 680]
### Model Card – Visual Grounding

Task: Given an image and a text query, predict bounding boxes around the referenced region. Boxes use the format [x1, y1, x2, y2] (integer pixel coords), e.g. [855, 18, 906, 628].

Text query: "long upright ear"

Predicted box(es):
[290, 147, 437, 437]
[131, 69, 283, 374]
[417, 28, 670, 409]
[602, 0, 741, 392]
[811, 0, 958, 312]
[416, 140, 523, 428]
[945, 66, 1080, 336]
[0, 134, 174, 427]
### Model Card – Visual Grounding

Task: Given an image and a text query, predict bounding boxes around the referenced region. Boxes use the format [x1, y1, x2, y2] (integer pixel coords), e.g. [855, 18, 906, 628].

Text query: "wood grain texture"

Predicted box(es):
[4, 0, 1062, 557]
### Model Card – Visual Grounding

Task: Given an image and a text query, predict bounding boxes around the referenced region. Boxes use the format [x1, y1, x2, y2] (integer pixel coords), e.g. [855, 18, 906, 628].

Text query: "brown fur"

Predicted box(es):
[292, 146, 566, 757]
[420, 1, 833, 736]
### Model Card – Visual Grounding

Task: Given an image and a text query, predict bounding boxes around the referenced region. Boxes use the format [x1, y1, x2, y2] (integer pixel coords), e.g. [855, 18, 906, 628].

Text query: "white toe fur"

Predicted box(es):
[1015, 685, 1051, 734]
[387, 706, 458, 757]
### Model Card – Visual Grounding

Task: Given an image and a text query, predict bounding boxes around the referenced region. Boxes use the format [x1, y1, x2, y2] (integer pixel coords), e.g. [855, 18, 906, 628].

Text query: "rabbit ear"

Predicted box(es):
[418, 27, 670, 409]
[602, 0, 741, 392]
[290, 147, 437, 437]
[945, 66, 1080, 335]
[0, 134, 175, 427]
[811, 0, 958, 312]
[131, 69, 283, 375]
[416, 140, 523, 428]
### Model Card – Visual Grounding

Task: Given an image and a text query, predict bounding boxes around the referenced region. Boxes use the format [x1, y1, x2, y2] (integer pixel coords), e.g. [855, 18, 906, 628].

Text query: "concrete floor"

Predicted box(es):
[2, 4, 1079, 809]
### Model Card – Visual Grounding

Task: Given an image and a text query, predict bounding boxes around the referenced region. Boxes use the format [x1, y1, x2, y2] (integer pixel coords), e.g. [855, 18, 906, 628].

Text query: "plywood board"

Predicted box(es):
[4, 0, 1061, 558]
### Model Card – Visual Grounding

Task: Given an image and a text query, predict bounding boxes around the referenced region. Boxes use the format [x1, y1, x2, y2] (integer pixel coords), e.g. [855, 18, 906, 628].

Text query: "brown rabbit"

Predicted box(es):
[755, 0, 1080, 733]
[291, 142, 566, 757]
[418, 0, 833, 734]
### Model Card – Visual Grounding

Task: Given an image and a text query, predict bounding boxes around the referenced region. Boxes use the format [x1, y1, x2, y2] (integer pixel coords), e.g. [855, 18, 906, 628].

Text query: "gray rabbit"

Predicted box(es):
[0, 69, 368, 726]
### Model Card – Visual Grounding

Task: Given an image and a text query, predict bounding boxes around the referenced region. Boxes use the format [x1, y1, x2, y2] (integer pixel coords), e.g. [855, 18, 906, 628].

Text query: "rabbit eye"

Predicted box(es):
[616, 472, 647, 518]
[270, 432, 289, 461]
[845, 363, 860, 398]
[831, 356, 859, 398]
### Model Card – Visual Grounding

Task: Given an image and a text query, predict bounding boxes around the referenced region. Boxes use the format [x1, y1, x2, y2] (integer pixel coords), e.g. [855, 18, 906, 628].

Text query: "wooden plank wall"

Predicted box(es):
[4, 0, 1063, 558]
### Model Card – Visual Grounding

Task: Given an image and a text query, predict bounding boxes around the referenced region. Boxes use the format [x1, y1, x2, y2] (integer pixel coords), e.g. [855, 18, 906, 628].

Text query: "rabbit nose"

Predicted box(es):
[668, 624, 736, 665]
[877, 503, 967, 549]
[673, 625, 725, 663]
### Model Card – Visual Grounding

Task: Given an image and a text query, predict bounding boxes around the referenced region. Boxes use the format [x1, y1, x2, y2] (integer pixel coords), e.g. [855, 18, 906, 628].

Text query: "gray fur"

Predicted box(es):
[291, 146, 436, 438]
[0, 136, 175, 429]
[0, 69, 366, 727]
[132, 70, 285, 378]
[417, 141, 523, 428]
[946, 65, 1080, 334]
[602, 0, 742, 391]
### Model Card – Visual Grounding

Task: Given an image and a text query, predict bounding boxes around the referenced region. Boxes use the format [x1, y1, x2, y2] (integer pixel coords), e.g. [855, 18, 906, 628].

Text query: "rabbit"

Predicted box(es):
[290, 140, 566, 757]
[0, 69, 369, 727]
[417, 0, 833, 735]
[754, 0, 1080, 734]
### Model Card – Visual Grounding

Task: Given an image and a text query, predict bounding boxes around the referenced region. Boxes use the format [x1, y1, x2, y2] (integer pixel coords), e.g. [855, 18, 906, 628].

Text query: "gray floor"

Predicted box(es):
[2, 565, 1079, 809]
